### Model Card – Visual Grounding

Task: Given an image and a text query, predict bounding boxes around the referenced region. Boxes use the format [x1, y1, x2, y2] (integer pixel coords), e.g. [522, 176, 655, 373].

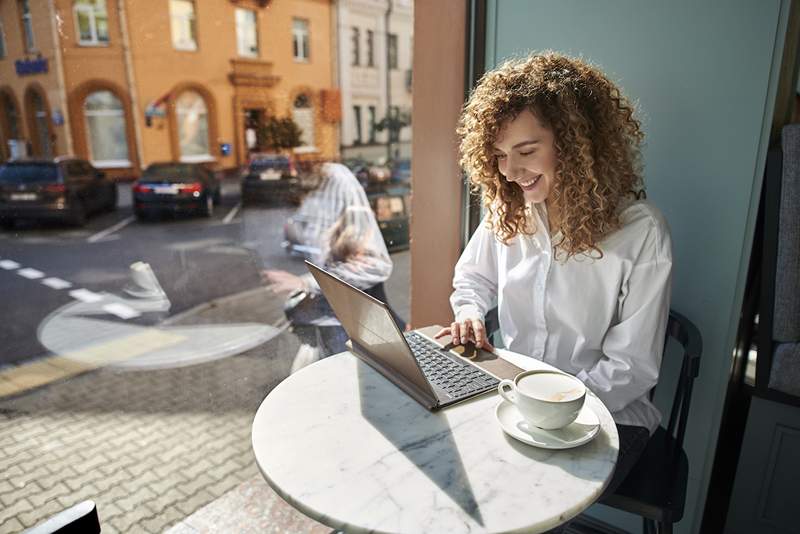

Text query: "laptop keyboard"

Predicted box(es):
[404, 332, 499, 400]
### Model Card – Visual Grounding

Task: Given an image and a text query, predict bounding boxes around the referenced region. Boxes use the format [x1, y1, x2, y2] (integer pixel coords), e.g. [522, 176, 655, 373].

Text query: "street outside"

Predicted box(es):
[0, 179, 410, 533]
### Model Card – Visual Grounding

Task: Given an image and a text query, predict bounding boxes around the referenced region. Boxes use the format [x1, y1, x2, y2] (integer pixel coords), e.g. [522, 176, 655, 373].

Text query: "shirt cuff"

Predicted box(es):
[454, 304, 485, 324]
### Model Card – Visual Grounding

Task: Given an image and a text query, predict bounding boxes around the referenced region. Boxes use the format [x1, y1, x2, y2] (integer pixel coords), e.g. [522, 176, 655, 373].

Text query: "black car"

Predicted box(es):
[240, 153, 299, 206]
[0, 158, 117, 228]
[133, 162, 221, 219]
[368, 184, 410, 252]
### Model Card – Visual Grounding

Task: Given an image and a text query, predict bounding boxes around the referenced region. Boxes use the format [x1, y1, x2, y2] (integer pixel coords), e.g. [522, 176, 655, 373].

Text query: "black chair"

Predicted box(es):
[23, 500, 100, 534]
[598, 309, 703, 534]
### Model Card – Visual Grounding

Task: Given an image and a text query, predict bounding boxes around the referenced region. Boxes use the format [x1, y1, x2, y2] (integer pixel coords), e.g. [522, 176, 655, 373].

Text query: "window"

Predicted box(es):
[389, 106, 400, 142]
[292, 93, 314, 149]
[84, 90, 130, 166]
[18, 0, 35, 52]
[366, 30, 374, 67]
[293, 19, 309, 62]
[353, 106, 362, 145]
[388, 33, 398, 70]
[176, 90, 210, 160]
[235, 8, 258, 57]
[1, 92, 20, 139]
[0, 21, 6, 59]
[368, 105, 376, 143]
[74, 0, 109, 45]
[170, 0, 197, 51]
[351, 27, 359, 66]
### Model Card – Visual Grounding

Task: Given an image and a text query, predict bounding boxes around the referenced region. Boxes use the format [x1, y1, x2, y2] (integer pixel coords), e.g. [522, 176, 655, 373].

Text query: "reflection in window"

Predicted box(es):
[366, 30, 374, 67]
[293, 19, 309, 62]
[0, 21, 6, 58]
[176, 90, 210, 160]
[351, 27, 359, 66]
[84, 90, 129, 166]
[353, 105, 362, 145]
[388, 33, 398, 70]
[235, 8, 258, 57]
[170, 0, 197, 51]
[74, 0, 109, 45]
[293, 94, 314, 149]
[18, 0, 35, 52]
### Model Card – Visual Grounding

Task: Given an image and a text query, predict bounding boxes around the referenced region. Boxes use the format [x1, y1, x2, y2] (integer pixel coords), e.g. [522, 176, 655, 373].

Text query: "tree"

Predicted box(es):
[258, 116, 303, 151]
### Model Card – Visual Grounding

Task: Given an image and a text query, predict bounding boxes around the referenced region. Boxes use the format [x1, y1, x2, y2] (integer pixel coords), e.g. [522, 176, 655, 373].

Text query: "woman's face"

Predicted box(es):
[492, 109, 558, 205]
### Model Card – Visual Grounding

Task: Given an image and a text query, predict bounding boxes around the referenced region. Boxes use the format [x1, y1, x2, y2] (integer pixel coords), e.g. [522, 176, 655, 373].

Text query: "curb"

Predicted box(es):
[161, 286, 272, 326]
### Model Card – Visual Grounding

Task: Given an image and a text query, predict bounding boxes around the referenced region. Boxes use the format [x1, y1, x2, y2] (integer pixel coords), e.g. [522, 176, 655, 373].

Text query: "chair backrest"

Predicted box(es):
[657, 310, 703, 455]
[23, 500, 100, 534]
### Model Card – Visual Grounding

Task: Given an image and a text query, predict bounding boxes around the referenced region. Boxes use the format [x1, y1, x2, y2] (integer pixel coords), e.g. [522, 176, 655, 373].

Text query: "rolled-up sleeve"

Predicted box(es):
[576, 223, 673, 413]
[451, 219, 499, 323]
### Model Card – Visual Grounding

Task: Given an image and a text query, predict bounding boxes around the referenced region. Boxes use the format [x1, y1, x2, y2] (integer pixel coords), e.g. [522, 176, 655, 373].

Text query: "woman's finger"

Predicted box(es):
[450, 322, 461, 344]
[473, 320, 485, 346]
[460, 319, 472, 343]
[434, 327, 451, 339]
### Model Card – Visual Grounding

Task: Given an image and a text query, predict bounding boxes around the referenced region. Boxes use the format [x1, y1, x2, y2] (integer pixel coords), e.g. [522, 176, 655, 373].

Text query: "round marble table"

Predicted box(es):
[252, 349, 619, 534]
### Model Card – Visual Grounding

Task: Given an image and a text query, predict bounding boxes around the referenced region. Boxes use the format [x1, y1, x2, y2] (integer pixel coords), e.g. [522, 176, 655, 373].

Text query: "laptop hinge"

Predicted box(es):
[348, 339, 440, 411]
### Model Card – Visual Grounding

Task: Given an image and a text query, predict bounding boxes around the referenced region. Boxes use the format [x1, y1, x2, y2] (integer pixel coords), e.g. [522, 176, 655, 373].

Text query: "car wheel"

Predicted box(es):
[203, 194, 214, 217]
[69, 202, 87, 227]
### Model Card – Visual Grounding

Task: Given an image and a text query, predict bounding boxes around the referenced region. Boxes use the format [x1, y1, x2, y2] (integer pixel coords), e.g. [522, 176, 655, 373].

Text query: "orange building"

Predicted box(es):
[0, 0, 340, 178]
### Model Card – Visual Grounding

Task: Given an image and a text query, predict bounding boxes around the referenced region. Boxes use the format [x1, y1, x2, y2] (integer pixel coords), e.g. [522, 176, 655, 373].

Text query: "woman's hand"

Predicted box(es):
[434, 318, 494, 352]
[261, 270, 306, 295]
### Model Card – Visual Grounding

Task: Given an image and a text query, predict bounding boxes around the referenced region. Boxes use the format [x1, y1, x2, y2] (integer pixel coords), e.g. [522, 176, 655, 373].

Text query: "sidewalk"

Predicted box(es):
[0, 252, 409, 533]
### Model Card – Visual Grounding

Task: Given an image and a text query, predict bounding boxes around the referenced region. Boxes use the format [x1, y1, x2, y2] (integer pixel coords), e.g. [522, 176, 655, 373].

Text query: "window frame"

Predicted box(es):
[368, 105, 376, 143]
[169, 0, 198, 52]
[175, 90, 212, 161]
[73, 0, 110, 47]
[235, 8, 259, 58]
[366, 29, 374, 67]
[83, 89, 131, 168]
[353, 105, 362, 145]
[18, 0, 36, 53]
[292, 18, 309, 63]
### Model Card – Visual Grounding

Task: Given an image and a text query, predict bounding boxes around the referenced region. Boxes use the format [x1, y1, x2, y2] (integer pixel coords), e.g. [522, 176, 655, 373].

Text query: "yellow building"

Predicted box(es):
[0, 0, 340, 177]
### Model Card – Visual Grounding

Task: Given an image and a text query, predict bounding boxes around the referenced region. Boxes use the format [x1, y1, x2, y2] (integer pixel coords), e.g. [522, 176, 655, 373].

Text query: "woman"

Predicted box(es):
[437, 52, 673, 495]
[263, 162, 401, 365]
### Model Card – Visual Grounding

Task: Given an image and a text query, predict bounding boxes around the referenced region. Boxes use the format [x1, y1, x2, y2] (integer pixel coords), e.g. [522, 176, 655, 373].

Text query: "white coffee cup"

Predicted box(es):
[498, 370, 587, 430]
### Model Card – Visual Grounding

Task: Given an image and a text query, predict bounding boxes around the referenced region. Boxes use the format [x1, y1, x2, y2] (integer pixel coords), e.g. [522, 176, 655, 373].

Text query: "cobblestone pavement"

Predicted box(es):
[0, 289, 298, 534]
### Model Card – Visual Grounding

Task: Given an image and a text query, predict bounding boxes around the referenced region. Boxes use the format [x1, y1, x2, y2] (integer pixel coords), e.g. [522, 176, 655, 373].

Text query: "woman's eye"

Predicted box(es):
[494, 154, 506, 160]
[519, 151, 535, 156]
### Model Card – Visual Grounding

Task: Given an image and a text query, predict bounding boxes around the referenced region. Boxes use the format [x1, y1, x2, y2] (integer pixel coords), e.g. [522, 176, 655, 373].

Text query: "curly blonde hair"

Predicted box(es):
[457, 52, 645, 258]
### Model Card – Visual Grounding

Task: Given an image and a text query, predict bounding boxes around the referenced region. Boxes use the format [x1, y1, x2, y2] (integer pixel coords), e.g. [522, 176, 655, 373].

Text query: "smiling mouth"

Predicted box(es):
[518, 175, 542, 190]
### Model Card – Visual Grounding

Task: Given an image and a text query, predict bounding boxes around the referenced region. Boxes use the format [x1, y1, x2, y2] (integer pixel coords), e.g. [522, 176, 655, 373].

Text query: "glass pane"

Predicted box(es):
[177, 91, 210, 156]
[96, 13, 109, 42]
[85, 91, 128, 161]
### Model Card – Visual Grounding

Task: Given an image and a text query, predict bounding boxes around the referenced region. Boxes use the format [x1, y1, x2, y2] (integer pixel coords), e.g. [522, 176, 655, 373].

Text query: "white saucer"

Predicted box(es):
[495, 399, 600, 449]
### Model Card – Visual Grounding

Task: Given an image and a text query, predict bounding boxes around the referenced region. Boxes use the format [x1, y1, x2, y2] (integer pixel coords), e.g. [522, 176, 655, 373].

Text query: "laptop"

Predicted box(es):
[305, 260, 506, 410]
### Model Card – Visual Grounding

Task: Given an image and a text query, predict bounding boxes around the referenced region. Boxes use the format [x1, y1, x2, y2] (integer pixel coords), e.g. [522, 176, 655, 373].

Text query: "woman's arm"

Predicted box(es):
[450, 219, 500, 329]
[576, 223, 673, 413]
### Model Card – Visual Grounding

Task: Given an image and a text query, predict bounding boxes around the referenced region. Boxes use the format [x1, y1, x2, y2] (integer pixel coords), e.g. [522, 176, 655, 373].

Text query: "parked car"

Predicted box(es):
[240, 153, 300, 206]
[0, 157, 117, 228]
[133, 162, 221, 219]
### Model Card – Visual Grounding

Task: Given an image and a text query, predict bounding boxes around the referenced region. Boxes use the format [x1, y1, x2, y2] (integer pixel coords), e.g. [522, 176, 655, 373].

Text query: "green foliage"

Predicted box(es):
[258, 116, 303, 151]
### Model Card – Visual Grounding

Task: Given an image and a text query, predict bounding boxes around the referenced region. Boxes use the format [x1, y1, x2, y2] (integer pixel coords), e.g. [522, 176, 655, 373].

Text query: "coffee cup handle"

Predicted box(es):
[498, 379, 517, 404]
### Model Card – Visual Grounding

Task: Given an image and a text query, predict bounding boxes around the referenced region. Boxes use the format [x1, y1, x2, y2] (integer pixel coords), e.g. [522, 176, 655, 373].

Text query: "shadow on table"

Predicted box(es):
[356, 360, 485, 527]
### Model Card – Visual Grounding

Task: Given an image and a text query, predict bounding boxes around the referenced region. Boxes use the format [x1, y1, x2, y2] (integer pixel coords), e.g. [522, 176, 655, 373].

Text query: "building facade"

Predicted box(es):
[337, 0, 412, 163]
[0, 0, 341, 178]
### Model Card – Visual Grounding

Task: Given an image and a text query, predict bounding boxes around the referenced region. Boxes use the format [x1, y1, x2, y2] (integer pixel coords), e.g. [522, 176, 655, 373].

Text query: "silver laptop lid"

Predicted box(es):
[305, 261, 438, 407]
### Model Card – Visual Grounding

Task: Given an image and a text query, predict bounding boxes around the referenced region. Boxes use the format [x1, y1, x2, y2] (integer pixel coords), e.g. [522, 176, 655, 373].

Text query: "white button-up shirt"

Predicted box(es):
[451, 200, 673, 433]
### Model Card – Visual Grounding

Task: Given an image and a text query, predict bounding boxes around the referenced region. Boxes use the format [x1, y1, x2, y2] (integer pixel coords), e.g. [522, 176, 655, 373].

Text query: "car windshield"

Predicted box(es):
[249, 157, 289, 170]
[143, 164, 198, 182]
[0, 164, 59, 184]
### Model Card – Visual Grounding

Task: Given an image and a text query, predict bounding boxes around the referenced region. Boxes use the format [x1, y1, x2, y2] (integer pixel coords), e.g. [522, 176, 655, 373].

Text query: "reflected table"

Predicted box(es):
[251, 349, 618, 533]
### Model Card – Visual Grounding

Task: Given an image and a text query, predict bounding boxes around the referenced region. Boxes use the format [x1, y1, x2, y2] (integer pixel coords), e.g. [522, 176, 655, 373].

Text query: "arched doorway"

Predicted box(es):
[169, 87, 217, 162]
[292, 93, 315, 150]
[83, 89, 131, 166]
[24, 85, 53, 158]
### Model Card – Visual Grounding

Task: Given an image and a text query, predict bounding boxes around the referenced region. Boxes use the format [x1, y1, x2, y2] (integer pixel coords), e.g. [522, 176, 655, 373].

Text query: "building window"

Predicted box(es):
[389, 106, 400, 142]
[292, 93, 315, 149]
[176, 90, 210, 160]
[1, 92, 20, 139]
[351, 27, 359, 66]
[293, 19, 309, 62]
[0, 21, 6, 59]
[235, 8, 258, 57]
[18, 0, 35, 52]
[84, 90, 130, 166]
[170, 0, 197, 51]
[368, 105, 376, 143]
[366, 30, 374, 67]
[73, 0, 109, 46]
[388, 33, 398, 70]
[353, 106, 362, 145]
